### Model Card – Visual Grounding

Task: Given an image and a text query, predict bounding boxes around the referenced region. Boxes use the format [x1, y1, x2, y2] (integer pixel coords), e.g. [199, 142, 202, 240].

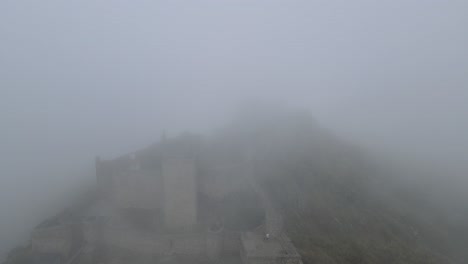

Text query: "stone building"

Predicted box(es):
[161, 156, 198, 230]
[31, 133, 303, 264]
[31, 209, 83, 262]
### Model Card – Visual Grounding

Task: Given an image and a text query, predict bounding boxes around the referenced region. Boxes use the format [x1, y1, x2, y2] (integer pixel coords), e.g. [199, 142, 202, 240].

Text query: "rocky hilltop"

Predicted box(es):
[4, 109, 467, 264]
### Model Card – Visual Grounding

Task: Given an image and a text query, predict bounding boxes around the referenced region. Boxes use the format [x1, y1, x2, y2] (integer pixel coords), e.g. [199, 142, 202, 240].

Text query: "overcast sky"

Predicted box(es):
[1, 0, 467, 258]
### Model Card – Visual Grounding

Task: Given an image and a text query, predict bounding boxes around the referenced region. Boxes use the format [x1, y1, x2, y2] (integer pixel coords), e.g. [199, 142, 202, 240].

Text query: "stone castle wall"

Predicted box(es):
[199, 162, 251, 200]
[162, 157, 198, 229]
[112, 169, 163, 210]
[104, 228, 223, 257]
[95, 157, 114, 195]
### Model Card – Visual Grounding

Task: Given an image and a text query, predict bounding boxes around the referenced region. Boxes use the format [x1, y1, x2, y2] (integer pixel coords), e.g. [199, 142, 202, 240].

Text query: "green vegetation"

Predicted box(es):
[221, 109, 462, 263]
[4, 109, 467, 264]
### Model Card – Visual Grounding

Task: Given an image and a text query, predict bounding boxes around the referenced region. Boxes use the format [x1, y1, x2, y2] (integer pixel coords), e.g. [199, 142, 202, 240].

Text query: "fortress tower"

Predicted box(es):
[162, 156, 198, 230]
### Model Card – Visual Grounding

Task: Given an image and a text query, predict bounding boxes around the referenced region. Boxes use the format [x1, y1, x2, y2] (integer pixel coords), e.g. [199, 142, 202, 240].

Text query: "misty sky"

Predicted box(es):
[1, 0, 467, 258]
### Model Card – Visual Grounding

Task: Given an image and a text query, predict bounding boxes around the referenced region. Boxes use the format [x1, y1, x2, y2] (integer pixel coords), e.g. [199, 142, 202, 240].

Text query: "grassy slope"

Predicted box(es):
[4, 109, 466, 264]
[221, 109, 458, 264]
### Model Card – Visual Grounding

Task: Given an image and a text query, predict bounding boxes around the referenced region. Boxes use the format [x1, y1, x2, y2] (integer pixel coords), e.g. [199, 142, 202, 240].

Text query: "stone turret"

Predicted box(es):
[162, 156, 198, 230]
[95, 156, 113, 196]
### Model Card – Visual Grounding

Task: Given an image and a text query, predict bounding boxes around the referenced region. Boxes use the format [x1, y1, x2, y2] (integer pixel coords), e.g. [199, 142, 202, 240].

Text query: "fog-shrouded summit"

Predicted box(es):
[4, 107, 468, 264]
[1, 0, 468, 263]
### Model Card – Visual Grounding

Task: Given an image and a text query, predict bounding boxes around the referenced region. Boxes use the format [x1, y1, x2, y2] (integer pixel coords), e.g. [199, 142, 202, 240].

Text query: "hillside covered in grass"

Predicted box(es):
[215, 108, 466, 264]
[4, 108, 467, 264]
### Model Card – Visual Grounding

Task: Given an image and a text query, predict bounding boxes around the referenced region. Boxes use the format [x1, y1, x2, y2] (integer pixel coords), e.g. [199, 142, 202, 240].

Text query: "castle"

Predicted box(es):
[30, 134, 303, 264]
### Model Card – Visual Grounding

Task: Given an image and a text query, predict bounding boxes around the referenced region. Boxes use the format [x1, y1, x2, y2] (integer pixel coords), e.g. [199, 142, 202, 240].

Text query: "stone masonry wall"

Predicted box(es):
[162, 157, 198, 229]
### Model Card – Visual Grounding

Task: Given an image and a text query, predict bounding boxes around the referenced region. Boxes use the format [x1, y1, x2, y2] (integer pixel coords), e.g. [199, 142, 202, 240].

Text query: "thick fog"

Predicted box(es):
[1, 0, 467, 260]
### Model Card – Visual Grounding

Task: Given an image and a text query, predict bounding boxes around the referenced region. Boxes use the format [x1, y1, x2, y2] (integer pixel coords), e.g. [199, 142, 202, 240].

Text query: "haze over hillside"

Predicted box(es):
[1, 0, 468, 263]
[3, 107, 468, 264]
[214, 108, 468, 263]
